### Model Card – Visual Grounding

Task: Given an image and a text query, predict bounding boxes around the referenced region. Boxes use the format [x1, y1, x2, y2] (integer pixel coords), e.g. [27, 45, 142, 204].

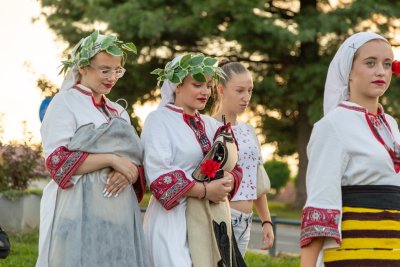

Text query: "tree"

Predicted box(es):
[38, 0, 400, 207]
[264, 159, 291, 193]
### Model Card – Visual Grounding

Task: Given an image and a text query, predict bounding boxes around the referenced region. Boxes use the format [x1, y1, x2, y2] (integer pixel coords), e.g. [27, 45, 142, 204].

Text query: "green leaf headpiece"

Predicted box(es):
[60, 31, 137, 75]
[150, 53, 225, 86]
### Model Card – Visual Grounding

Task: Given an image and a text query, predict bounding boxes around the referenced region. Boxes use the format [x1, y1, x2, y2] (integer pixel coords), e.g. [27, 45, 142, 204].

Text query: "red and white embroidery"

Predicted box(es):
[133, 165, 147, 202]
[46, 146, 89, 189]
[150, 170, 195, 210]
[229, 165, 243, 199]
[300, 206, 341, 247]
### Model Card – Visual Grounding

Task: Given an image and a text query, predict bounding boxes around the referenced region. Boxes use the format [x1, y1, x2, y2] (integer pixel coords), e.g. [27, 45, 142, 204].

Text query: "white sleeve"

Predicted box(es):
[305, 118, 349, 209]
[141, 112, 195, 210]
[300, 117, 349, 248]
[40, 93, 77, 160]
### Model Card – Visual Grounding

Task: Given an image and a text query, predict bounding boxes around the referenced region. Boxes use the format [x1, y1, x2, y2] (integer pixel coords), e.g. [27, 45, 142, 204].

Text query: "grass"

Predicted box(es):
[245, 251, 300, 267]
[0, 230, 38, 267]
[0, 229, 299, 267]
[266, 200, 301, 220]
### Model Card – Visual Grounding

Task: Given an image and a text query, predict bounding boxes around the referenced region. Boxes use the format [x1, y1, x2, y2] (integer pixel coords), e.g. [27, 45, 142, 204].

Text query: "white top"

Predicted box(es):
[230, 123, 262, 201]
[37, 84, 129, 267]
[41, 84, 129, 160]
[141, 104, 220, 267]
[302, 101, 400, 266]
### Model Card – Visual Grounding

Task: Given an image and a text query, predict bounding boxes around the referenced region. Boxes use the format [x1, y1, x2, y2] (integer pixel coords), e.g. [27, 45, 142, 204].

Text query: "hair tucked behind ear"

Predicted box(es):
[211, 59, 249, 116]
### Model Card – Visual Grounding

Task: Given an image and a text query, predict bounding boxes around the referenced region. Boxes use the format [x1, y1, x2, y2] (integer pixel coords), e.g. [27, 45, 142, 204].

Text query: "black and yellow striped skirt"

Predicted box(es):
[324, 185, 400, 267]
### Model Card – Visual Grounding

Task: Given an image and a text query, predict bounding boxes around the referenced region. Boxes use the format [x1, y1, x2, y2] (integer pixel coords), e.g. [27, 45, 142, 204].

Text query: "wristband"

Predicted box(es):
[261, 220, 273, 228]
[198, 182, 207, 199]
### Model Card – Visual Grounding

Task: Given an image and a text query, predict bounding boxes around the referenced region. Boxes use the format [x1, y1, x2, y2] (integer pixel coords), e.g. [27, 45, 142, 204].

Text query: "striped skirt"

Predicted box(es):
[324, 185, 400, 267]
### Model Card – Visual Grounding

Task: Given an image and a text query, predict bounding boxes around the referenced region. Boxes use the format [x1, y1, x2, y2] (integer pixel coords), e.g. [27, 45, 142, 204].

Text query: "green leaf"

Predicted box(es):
[192, 73, 206, 82]
[191, 66, 203, 75]
[90, 31, 99, 43]
[176, 69, 188, 80]
[204, 57, 217, 66]
[122, 42, 137, 54]
[80, 48, 90, 60]
[179, 54, 192, 69]
[106, 45, 122, 56]
[203, 66, 214, 75]
[150, 68, 164, 75]
[170, 74, 181, 84]
[78, 58, 90, 67]
[101, 35, 117, 50]
[165, 61, 172, 71]
[165, 68, 174, 80]
[190, 54, 205, 66]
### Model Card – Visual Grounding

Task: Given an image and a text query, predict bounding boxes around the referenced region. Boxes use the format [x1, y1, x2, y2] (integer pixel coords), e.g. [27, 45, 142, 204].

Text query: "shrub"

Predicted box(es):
[0, 122, 48, 192]
[264, 159, 290, 193]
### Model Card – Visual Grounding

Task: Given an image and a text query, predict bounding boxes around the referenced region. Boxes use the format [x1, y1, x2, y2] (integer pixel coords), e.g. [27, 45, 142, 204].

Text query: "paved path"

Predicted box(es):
[248, 220, 300, 255]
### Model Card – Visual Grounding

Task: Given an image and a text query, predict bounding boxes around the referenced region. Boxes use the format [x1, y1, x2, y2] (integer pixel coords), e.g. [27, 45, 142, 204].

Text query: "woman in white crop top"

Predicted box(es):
[212, 59, 275, 256]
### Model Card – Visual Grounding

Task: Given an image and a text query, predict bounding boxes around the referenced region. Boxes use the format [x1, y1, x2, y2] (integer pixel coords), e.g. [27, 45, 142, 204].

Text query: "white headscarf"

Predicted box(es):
[158, 54, 184, 108]
[60, 35, 107, 91]
[323, 32, 387, 115]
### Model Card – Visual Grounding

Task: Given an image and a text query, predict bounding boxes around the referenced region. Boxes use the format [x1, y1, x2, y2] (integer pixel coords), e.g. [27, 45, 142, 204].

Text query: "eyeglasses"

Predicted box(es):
[88, 65, 126, 79]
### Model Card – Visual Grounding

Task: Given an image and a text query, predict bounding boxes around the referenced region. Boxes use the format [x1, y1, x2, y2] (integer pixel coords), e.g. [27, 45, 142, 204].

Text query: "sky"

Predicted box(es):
[0, 0, 66, 143]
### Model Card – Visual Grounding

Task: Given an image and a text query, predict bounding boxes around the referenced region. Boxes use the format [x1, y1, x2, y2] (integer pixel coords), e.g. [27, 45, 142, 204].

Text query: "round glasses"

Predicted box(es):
[89, 65, 126, 79]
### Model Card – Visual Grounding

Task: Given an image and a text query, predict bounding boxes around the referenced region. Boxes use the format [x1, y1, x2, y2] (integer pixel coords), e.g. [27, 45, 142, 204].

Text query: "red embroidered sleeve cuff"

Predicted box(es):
[46, 146, 89, 190]
[229, 165, 243, 199]
[149, 170, 195, 210]
[133, 165, 146, 203]
[300, 206, 341, 248]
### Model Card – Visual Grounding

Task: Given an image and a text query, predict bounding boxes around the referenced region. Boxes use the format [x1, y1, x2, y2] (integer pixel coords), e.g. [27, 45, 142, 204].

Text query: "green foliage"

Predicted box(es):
[60, 30, 137, 75]
[150, 53, 224, 86]
[0, 122, 48, 192]
[0, 230, 38, 267]
[244, 251, 300, 267]
[0, 189, 42, 202]
[264, 160, 291, 193]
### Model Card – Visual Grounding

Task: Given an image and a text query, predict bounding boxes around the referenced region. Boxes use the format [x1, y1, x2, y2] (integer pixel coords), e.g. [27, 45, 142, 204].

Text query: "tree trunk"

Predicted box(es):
[294, 103, 313, 209]
[294, 0, 318, 209]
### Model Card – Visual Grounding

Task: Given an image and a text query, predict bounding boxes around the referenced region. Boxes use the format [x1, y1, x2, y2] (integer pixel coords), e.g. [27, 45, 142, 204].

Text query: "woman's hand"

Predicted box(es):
[110, 155, 139, 184]
[103, 170, 130, 197]
[205, 176, 232, 203]
[260, 223, 275, 250]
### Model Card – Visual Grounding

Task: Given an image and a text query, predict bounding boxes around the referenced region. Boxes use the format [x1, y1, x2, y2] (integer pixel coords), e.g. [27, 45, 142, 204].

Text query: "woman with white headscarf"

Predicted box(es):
[141, 53, 244, 267]
[36, 31, 149, 267]
[300, 32, 400, 266]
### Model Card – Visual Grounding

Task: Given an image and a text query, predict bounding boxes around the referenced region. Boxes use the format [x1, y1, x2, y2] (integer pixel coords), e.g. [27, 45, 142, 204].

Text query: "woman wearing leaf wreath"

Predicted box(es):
[36, 31, 149, 267]
[212, 59, 274, 256]
[141, 53, 244, 267]
[300, 32, 400, 267]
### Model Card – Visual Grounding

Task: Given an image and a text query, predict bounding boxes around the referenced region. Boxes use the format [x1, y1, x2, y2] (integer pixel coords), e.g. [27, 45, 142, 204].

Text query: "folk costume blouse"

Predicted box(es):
[36, 84, 148, 267]
[300, 101, 400, 265]
[141, 104, 242, 267]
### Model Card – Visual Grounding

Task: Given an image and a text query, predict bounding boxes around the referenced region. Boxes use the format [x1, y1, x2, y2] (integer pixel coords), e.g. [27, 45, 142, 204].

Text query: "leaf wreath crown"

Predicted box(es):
[60, 31, 137, 75]
[150, 53, 225, 86]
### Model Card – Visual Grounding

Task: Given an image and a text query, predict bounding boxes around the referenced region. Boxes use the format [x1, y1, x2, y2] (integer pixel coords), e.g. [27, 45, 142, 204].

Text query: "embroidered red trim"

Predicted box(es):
[46, 146, 89, 189]
[339, 103, 399, 173]
[73, 85, 119, 116]
[300, 206, 341, 248]
[133, 165, 146, 202]
[150, 170, 195, 210]
[165, 104, 183, 113]
[229, 165, 243, 199]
